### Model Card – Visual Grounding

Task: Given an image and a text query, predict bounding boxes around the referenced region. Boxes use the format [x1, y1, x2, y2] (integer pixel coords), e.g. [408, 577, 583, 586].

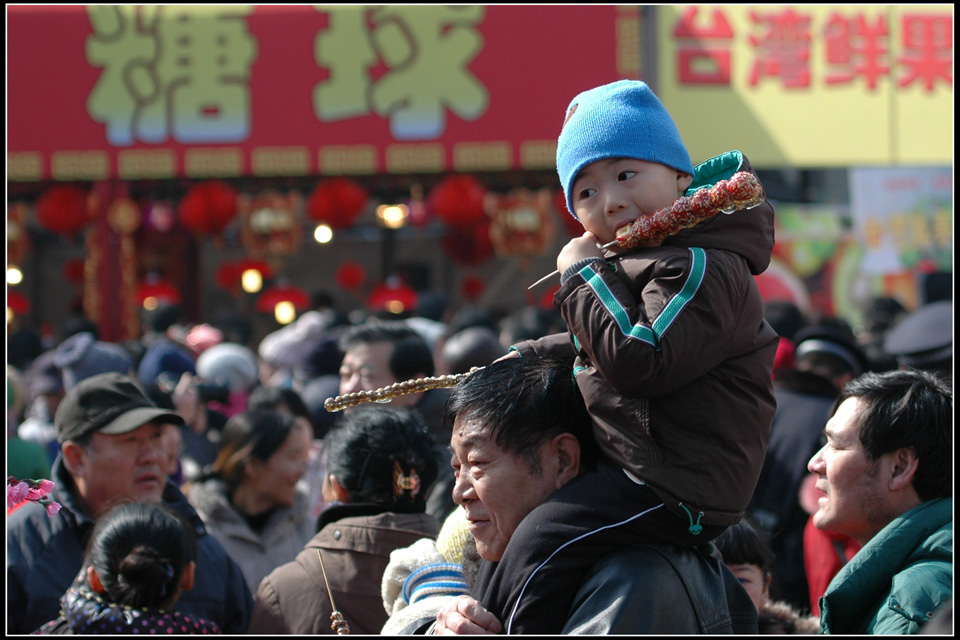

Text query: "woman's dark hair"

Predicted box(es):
[247, 385, 311, 422]
[211, 410, 299, 492]
[86, 502, 196, 610]
[324, 406, 438, 511]
[714, 514, 775, 577]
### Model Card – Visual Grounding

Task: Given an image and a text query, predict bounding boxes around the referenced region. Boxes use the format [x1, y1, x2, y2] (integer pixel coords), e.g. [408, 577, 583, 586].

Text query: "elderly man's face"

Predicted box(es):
[807, 397, 891, 544]
[69, 421, 168, 516]
[450, 416, 562, 562]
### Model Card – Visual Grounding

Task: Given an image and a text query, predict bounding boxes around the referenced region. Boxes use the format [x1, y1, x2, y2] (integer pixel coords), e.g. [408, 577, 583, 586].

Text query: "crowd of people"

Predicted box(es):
[7, 78, 953, 635]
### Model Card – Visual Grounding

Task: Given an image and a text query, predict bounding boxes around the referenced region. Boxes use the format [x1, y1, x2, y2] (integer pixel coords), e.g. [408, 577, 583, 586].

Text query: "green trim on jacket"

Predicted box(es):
[819, 497, 952, 634]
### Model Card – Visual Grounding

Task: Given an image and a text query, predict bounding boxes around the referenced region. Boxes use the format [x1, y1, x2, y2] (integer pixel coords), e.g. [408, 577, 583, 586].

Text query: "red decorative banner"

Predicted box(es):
[7, 5, 637, 181]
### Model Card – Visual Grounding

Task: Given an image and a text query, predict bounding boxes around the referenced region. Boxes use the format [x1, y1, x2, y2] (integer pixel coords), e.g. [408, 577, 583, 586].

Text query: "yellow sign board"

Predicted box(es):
[656, 5, 953, 167]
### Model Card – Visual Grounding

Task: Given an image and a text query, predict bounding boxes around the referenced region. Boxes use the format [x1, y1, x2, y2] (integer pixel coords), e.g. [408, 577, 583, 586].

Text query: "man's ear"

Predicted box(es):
[327, 475, 352, 503]
[677, 172, 694, 193]
[61, 440, 86, 477]
[550, 433, 581, 489]
[87, 565, 105, 593]
[888, 447, 919, 493]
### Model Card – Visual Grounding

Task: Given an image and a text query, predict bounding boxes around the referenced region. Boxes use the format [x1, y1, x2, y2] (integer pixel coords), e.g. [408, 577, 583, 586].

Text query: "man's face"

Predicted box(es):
[450, 416, 561, 562]
[807, 397, 890, 544]
[571, 158, 691, 245]
[72, 421, 168, 516]
[338, 341, 418, 409]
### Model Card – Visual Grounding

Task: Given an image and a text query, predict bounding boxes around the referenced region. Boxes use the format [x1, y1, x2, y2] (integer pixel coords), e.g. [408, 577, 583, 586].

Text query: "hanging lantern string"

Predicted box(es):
[324, 368, 483, 413]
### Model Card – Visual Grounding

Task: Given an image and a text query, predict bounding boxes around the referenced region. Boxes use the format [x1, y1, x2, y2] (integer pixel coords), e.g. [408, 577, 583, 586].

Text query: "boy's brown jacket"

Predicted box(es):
[519, 151, 778, 527]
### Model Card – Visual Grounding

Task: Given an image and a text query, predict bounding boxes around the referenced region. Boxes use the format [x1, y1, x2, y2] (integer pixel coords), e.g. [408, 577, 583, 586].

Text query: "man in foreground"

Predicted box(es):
[807, 368, 952, 634]
[427, 355, 757, 634]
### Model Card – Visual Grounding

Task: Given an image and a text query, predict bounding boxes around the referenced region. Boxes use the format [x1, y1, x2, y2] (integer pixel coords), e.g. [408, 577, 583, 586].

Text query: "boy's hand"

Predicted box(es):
[557, 231, 604, 274]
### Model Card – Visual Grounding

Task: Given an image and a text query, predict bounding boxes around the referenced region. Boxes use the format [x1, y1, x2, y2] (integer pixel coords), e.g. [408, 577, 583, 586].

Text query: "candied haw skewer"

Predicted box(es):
[529, 171, 764, 288]
[614, 171, 763, 249]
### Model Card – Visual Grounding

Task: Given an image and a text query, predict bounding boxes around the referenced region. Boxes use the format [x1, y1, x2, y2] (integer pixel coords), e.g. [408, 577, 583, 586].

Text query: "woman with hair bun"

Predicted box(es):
[249, 406, 442, 635]
[37, 502, 219, 634]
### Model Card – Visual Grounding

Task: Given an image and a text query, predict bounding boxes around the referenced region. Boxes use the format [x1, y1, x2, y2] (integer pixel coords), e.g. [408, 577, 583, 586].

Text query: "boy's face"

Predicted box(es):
[571, 158, 692, 245]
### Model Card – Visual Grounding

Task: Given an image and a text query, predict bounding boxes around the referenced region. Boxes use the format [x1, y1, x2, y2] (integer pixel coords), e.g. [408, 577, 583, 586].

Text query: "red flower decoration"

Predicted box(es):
[307, 178, 368, 229]
[335, 261, 366, 291]
[428, 175, 487, 229]
[35, 185, 90, 235]
[177, 181, 238, 235]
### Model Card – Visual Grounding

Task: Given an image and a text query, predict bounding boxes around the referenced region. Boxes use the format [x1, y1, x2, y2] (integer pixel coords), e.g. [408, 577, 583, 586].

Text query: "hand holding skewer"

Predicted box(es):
[529, 172, 764, 289]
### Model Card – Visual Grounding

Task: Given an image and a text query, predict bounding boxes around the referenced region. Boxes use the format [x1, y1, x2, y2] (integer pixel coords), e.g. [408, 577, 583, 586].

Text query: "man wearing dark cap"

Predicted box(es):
[883, 300, 953, 375]
[6, 372, 253, 634]
[748, 323, 870, 612]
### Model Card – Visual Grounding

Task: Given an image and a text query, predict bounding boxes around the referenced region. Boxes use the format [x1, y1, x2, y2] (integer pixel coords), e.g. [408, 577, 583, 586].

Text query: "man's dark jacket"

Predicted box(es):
[6, 456, 253, 634]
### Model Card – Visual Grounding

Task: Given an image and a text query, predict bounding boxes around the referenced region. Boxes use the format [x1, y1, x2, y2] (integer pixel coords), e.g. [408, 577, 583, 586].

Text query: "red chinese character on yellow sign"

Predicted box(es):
[748, 7, 812, 88]
[823, 13, 890, 90]
[672, 6, 734, 85]
[897, 14, 952, 90]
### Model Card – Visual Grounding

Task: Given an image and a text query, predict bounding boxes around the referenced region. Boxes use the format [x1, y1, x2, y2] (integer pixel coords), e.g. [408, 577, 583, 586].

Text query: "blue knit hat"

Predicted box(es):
[557, 80, 694, 219]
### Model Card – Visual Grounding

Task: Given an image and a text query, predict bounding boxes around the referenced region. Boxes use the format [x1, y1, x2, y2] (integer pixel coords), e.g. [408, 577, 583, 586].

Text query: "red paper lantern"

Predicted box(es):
[366, 280, 418, 314]
[35, 185, 90, 235]
[428, 175, 487, 228]
[307, 178, 368, 229]
[335, 261, 366, 291]
[256, 285, 311, 313]
[460, 276, 486, 302]
[7, 290, 32, 315]
[136, 280, 182, 305]
[442, 220, 493, 266]
[177, 181, 238, 235]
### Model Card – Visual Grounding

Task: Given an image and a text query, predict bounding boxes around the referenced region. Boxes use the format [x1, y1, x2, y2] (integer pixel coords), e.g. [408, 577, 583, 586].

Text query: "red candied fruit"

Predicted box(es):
[726, 172, 762, 205]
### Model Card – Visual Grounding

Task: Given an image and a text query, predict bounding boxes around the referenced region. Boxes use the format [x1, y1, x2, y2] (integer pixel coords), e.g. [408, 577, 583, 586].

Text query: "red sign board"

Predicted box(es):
[7, 5, 640, 180]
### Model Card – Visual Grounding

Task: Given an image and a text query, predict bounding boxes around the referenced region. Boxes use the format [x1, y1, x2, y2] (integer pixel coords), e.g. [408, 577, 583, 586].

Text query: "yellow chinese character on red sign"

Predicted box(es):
[86, 6, 257, 146]
[314, 5, 489, 140]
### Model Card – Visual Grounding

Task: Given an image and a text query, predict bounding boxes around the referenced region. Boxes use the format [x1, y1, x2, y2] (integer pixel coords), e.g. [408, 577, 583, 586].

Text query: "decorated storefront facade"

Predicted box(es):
[7, 5, 953, 343]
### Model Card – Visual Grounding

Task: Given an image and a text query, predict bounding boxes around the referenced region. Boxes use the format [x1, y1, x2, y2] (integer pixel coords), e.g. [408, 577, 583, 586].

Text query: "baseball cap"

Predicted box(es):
[884, 300, 953, 370]
[793, 324, 869, 377]
[55, 372, 185, 444]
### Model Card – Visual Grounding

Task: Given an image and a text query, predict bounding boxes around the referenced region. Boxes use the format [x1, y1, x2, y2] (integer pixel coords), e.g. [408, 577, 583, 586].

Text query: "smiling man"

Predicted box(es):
[430, 355, 756, 635]
[6, 372, 253, 634]
[807, 368, 952, 634]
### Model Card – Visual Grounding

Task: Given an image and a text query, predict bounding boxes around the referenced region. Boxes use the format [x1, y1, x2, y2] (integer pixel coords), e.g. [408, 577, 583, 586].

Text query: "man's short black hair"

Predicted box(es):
[443, 355, 597, 473]
[836, 368, 952, 501]
[339, 320, 435, 380]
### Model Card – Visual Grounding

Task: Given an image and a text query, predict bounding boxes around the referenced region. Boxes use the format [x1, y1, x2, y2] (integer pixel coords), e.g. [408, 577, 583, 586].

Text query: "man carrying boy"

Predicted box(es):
[480, 79, 778, 633]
